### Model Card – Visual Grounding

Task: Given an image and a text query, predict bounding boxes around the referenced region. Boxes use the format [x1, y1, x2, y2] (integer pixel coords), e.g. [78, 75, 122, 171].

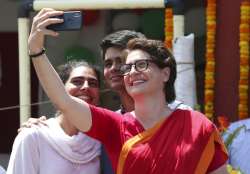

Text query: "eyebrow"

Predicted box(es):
[71, 76, 98, 81]
[104, 56, 123, 61]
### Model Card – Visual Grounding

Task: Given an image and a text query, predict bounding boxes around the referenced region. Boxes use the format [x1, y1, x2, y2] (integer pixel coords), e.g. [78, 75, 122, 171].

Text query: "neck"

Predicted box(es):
[133, 92, 172, 129]
[57, 114, 78, 136]
[117, 88, 134, 113]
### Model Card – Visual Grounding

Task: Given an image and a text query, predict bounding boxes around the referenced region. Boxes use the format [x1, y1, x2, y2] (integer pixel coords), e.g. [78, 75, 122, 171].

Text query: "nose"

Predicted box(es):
[80, 80, 90, 90]
[129, 65, 137, 74]
[111, 62, 121, 71]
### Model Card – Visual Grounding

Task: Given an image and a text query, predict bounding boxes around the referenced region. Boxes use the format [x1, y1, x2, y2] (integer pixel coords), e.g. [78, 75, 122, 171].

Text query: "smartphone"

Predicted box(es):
[47, 11, 83, 31]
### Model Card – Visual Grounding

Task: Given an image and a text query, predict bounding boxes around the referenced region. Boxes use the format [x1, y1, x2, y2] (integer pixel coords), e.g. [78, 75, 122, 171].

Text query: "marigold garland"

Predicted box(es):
[164, 8, 173, 49]
[204, 0, 217, 120]
[238, 0, 250, 120]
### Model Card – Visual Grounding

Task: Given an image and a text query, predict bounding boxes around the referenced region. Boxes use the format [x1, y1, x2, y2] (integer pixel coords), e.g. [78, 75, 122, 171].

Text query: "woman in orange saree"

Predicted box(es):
[117, 110, 227, 174]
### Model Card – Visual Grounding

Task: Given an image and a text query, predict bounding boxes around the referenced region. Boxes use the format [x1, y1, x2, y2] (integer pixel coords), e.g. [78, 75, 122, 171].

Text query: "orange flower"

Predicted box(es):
[205, 90, 214, 101]
[207, 23, 216, 30]
[239, 79, 248, 85]
[238, 104, 248, 112]
[207, 10, 216, 16]
[239, 112, 248, 119]
[207, 0, 216, 3]
[207, 5, 216, 12]
[238, 0, 249, 120]
[164, 8, 173, 49]
[217, 116, 230, 132]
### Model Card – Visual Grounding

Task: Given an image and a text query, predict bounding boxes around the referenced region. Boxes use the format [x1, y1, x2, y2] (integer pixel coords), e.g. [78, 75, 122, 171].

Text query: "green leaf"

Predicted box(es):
[224, 125, 246, 149]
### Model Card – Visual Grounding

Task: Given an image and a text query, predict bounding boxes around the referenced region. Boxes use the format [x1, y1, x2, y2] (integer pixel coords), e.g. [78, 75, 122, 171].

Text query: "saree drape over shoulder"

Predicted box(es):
[87, 106, 228, 174]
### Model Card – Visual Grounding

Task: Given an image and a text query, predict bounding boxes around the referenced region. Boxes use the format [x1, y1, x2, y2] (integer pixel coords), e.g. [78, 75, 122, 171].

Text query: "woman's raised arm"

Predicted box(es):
[28, 8, 92, 132]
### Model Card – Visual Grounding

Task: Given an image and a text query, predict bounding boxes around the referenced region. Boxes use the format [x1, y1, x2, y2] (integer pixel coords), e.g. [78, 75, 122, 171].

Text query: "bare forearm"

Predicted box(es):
[32, 54, 69, 109]
[31, 53, 91, 131]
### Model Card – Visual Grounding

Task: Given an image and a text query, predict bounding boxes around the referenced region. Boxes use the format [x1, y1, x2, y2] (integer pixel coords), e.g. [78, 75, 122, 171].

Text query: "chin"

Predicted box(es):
[127, 87, 145, 97]
[111, 83, 125, 91]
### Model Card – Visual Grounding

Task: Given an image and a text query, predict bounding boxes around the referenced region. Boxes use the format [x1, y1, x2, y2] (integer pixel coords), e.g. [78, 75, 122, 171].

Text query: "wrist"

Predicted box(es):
[29, 48, 46, 58]
[28, 47, 44, 54]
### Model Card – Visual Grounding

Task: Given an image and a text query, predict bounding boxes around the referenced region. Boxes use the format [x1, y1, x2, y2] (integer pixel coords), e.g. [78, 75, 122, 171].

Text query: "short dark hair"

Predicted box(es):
[126, 38, 177, 103]
[100, 30, 146, 60]
[57, 60, 101, 87]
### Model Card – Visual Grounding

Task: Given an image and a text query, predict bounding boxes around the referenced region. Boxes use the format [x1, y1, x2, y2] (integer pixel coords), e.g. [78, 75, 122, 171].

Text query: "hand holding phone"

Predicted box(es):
[47, 11, 83, 31]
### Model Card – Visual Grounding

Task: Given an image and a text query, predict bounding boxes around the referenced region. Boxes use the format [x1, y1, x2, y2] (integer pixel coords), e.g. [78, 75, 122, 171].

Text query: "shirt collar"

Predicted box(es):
[230, 119, 250, 130]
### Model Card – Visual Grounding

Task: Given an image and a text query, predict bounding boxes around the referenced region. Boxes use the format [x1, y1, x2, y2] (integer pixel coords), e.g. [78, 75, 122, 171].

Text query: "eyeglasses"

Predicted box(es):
[120, 59, 154, 75]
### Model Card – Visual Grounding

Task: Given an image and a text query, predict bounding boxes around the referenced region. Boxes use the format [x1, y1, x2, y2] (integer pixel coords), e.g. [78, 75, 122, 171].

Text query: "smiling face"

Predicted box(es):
[103, 47, 125, 91]
[124, 49, 170, 98]
[64, 66, 100, 105]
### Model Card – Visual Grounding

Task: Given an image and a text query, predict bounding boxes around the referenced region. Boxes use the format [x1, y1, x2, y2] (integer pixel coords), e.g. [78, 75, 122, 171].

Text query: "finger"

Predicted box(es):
[20, 122, 31, 128]
[36, 8, 58, 17]
[26, 118, 40, 125]
[32, 10, 63, 33]
[39, 17, 64, 27]
[38, 10, 64, 22]
[39, 116, 47, 121]
[37, 8, 54, 14]
[18, 123, 30, 133]
[35, 28, 59, 37]
[39, 121, 48, 127]
[38, 116, 48, 126]
[27, 123, 33, 127]
[27, 117, 47, 126]
[33, 9, 60, 26]
[36, 18, 63, 36]
[17, 128, 22, 133]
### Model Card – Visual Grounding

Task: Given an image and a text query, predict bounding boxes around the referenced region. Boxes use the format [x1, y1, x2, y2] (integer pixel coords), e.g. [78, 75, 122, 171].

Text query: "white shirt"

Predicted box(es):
[0, 166, 5, 174]
[7, 118, 101, 174]
[168, 100, 193, 110]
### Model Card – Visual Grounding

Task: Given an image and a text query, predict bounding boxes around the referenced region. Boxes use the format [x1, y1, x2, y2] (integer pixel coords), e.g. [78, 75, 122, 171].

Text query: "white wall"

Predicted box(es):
[0, 0, 18, 170]
[0, 1, 18, 31]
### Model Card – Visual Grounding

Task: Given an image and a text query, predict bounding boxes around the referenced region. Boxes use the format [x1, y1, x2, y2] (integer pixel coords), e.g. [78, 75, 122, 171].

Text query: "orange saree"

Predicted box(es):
[117, 110, 228, 174]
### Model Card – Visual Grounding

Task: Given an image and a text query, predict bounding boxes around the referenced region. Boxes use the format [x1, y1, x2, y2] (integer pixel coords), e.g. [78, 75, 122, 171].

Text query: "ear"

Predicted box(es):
[161, 67, 170, 82]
